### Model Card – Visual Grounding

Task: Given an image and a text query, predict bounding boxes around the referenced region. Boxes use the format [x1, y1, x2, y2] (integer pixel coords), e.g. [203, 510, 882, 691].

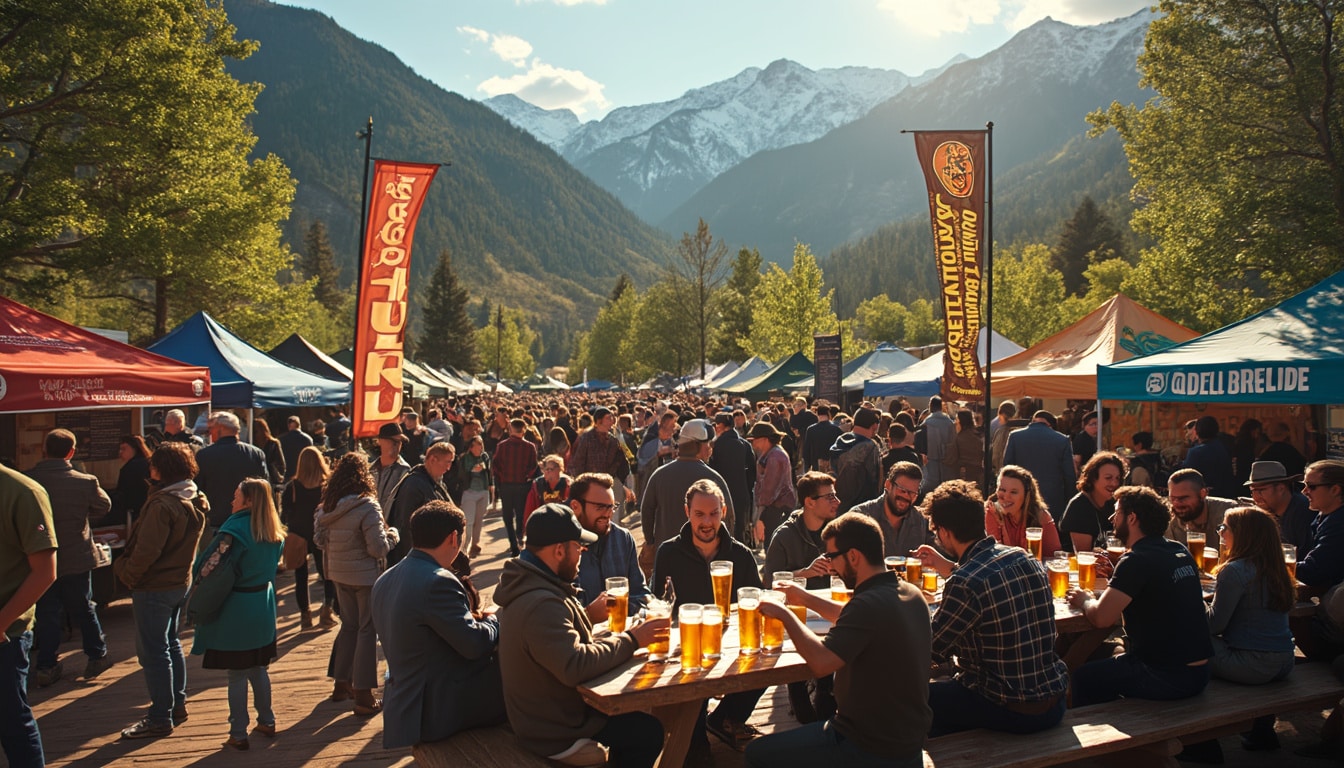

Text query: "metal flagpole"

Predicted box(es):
[983, 121, 995, 492]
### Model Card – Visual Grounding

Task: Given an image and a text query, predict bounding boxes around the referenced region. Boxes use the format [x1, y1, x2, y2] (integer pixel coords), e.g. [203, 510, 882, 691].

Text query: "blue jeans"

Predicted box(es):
[928, 680, 1065, 737]
[132, 587, 189, 726]
[745, 719, 922, 768]
[0, 632, 43, 768]
[498, 483, 529, 551]
[34, 570, 106, 668]
[227, 667, 274, 739]
[1072, 653, 1210, 707]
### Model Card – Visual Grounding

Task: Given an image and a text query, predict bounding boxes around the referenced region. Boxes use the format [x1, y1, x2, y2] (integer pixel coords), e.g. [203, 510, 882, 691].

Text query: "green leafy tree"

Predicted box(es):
[991, 243, 1069, 347]
[854, 294, 909, 345]
[1089, 0, 1344, 330]
[745, 243, 844, 360]
[668, 218, 729, 377]
[417, 249, 479, 371]
[709, 247, 762, 362]
[0, 0, 301, 340]
[301, 220, 345, 307]
[573, 287, 641, 382]
[625, 277, 697, 379]
[1051, 196, 1126, 297]
[474, 305, 535, 380]
[902, 299, 943, 347]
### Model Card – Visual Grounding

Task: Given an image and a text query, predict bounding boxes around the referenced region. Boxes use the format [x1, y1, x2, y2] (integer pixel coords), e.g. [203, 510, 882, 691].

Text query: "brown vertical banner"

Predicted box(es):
[912, 131, 986, 402]
[352, 160, 439, 438]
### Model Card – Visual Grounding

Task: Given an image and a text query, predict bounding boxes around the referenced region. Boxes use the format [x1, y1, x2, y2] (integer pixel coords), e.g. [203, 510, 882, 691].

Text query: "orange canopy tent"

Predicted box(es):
[989, 294, 1198, 400]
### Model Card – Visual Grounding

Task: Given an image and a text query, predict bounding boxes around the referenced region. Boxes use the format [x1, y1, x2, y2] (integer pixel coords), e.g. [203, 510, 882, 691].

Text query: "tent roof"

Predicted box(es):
[268, 334, 352, 381]
[331, 348, 429, 399]
[571, 379, 616, 391]
[148, 313, 349, 409]
[0, 297, 211, 413]
[708, 356, 770, 391]
[1099, 270, 1344, 404]
[720, 352, 814, 397]
[402, 360, 451, 397]
[787, 344, 921, 393]
[990, 294, 1198, 400]
[522, 374, 571, 391]
[864, 330, 1024, 399]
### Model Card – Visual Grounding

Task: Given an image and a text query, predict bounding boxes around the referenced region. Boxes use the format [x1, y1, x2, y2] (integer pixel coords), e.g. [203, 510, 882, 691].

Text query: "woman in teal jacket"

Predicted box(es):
[192, 478, 286, 750]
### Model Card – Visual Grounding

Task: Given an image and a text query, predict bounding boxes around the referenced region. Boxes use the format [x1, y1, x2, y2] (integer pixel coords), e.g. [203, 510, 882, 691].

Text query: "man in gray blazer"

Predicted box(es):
[372, 500, 504, 749]
[1003, 410, 1078, 520]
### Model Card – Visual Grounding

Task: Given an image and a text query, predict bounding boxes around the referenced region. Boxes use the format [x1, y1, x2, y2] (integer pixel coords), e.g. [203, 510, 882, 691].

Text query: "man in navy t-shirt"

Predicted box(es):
[1068, 485, 1212, 706]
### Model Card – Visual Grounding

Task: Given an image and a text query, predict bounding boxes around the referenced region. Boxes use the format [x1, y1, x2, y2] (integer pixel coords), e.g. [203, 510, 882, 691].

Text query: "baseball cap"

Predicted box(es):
[676, 418, 713, 445]
[525, 503, 599, 547]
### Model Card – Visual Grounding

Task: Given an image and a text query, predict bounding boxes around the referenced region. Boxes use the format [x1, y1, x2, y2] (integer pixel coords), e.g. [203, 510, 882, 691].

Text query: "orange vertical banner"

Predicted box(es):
[912, 131, 986, 402]
[351, 160, 439, 438]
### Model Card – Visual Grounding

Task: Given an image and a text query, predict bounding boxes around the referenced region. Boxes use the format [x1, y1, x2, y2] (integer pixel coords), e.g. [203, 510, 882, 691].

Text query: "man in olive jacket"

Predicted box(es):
[496, 504, 667, 767]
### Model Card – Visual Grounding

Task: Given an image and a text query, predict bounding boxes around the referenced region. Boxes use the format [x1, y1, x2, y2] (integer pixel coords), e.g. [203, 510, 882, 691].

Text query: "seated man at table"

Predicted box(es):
[1068, 485, 1212, 706]
[851, 462, 935, 559]
[371, 501, 504, 749]
[651, 479, 766, 758]
[913, 480, 1069, 735]
[1294, 459, 1344, 661]
[571, 472, 651, 616]
[747, 512, 932, 768]
[1166, 468, 1239, 547]
[496, 504, 668, 767]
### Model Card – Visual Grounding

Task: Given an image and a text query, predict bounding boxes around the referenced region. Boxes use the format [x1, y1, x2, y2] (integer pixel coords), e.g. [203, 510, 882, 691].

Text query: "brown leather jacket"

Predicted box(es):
[114, 481, 208, 591]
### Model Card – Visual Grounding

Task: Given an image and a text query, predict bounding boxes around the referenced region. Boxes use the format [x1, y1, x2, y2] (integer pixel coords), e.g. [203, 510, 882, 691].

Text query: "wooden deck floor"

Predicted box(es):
[20, 506, 1334, 768]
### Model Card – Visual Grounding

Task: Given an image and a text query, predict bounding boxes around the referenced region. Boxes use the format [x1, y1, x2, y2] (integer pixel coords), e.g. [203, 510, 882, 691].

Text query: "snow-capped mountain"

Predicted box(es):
[484, 58, 961, 222]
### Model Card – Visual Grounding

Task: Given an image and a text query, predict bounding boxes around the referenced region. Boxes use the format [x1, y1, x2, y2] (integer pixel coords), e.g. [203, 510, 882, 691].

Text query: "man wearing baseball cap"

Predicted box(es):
[495, 504, 667, 767]
[640, 419, 735, 564]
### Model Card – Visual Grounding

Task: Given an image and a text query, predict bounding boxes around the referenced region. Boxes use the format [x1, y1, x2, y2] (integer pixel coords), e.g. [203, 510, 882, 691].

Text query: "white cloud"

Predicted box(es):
[1004, 0, 1151, 30]
[457, 25, 489, 44]
[478, 61, 610, 116]
[877, 0, 1000, 36]
[490, 34, 533, 67]
[876, 0, 1149, 36]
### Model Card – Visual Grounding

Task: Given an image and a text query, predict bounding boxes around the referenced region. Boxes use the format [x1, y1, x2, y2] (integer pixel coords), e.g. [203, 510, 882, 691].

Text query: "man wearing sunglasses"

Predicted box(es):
[1295, 460, 1344, 662]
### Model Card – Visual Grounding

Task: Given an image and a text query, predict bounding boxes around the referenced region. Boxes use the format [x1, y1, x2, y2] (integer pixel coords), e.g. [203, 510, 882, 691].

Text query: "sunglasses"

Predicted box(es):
[1303, 482, 1330, 491]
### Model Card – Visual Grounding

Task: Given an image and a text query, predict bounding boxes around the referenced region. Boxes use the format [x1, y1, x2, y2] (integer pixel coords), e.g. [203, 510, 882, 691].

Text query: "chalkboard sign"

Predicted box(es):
[54, 410, 132, 462]
[814, 334, 842, 406]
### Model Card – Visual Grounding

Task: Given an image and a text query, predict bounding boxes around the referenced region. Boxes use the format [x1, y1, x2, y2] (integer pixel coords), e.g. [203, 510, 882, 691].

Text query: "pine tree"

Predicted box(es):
[609, 273, 633, 304]
[417, 249, 480, 371]
[476, 298, 493, 329]
[301, 220, 345, 307]
[1050, 196, 1125, 297]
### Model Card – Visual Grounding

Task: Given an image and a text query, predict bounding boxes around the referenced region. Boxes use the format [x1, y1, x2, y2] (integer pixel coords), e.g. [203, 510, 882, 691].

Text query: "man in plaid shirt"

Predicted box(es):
[492, 419, 539, 555]
[914, 480, 1068, 736]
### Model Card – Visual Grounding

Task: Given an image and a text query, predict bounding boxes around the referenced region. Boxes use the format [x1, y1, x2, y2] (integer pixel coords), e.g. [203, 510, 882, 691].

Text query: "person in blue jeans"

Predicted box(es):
[1067, 485, 1213, 706]
[113, 443, 208, 740]
[0, 464, 59, 768]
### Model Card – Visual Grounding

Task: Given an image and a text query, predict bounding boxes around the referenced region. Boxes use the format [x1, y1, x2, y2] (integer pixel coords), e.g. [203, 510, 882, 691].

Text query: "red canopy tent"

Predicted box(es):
[0, 297, 210, 413]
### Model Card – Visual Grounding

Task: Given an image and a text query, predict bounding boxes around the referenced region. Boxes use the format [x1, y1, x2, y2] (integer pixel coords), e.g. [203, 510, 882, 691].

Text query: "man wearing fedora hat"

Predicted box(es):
[372, 423, 412, 513]
[1245, 461, 1314, 559]
[750, 421, 797, 548]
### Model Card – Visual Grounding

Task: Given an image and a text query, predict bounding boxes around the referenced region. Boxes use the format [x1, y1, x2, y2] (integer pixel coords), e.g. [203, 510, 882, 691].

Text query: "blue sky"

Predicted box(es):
[280, 0, 1151, 119]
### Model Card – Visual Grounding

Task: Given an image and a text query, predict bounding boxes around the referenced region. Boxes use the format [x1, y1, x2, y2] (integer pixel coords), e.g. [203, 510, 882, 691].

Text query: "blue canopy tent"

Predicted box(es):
[864, 331, 1024, 399]
[572, 379, 616, 391]
[1098, 270, 1344, 405]
[148, 312, 350, 408]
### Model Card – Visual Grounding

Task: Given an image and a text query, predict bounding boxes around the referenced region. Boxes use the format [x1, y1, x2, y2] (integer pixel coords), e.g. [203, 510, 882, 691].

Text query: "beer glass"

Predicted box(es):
[1202, 547, 1219, 576]
[1047, 557, 1070, 600]
[678, 604, 703, 672]
[645, 598, 671, 662]
[1105, 536, 1125, 566]
[737, 587, 761, 655]
[1025, 527, 1044, 560]
[1284, 544, 1298, 581]
[1187, 532, 1207, 571]
[921, 567, 939, 593]
[885, 556, 905, 577]
[772, 571, 795, 590]
[1076, 552, 1097, 592]
[760, 590, 785, 654]
[830, 575, 851, 603]
[606, 577, 629, 633]
[700, 605, 723, 663]
[905, 557, 923, 583]
[710, 560, 733, 617]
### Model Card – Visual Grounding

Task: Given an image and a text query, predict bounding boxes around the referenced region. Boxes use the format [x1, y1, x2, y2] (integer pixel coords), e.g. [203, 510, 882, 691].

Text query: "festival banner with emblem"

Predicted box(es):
[912, 131, 986, 401]
[352, 160, 439, 438]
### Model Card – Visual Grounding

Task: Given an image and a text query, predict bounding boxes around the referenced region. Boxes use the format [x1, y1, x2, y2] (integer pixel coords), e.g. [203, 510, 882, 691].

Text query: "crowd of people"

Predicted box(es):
[2, 391, 1343, 768]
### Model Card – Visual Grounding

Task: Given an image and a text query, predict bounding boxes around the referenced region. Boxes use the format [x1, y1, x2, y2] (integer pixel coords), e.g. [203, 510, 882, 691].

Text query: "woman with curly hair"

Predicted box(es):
[1058, 451, 1127, 553]
[985, 465, 1061, 555]
[314, 453, 399, 716]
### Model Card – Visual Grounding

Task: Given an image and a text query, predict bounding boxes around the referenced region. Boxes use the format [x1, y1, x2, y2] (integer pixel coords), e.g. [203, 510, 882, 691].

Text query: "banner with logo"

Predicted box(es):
[912, 131, 986, 401]
[352, 160, 439, 438]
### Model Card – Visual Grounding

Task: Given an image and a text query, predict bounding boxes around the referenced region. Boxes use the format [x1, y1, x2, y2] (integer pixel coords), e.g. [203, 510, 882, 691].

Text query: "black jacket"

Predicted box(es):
[195, 436, 267, 527]
[709, 430, 755, 512]
[802, 420, 843, 471]
[651, 522, 762, 609]
[386, 465, 450, 566]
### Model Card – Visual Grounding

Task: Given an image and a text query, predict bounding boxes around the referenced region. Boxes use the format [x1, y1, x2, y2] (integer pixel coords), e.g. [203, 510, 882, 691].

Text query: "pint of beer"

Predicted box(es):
[710, 560, 734, 617]
[737, 587, 761, 655]
[760, 590, 785, 654]
[1284, 544, 1297, 581]
[1025, 527, 1043, 560]
[1203, 547, 1219, 576]
[830, 575, 851, 603]
[886, 556, 905, 577]
[645, 598, 671, 662]
[701, 606, 723, 663]
[789, 604, 807, 623]
[905, 558, 923, 583]
[1047, 558, 1070, 599]
[1076, 552, 1097, 592]
[606, 577, 629, 633]
[772, 571, 795, 590]
[1187, 532, 1207, 571]
[678, 604, 703, 672]
[1105, 536, 1125, 567]
[921, 568, 939, 593]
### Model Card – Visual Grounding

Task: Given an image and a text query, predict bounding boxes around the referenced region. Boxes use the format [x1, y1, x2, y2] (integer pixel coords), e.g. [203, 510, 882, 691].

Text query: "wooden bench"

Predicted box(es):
[412, 724, 554, 768]
[923, 663, 1344, 768]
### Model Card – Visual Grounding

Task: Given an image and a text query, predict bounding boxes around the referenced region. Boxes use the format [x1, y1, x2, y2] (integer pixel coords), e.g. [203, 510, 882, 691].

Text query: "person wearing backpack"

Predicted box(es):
[1126, 432, 1168, 493]
[191, 478, 285, 750]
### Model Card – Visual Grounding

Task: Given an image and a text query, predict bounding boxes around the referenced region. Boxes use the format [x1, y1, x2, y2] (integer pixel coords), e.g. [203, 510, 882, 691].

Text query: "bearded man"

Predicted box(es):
[851, 462, 934, 557]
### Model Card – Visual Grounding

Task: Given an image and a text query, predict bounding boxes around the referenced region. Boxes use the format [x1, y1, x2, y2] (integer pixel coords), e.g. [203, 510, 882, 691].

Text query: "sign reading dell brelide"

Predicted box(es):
[1148, 366, 1311, 398]
[913, 131, 986, 402]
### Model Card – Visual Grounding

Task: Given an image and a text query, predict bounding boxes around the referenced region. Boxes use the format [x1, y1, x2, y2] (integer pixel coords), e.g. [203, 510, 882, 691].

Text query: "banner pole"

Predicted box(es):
[352, 117, 373, 428]
[983, 121, 994, 492]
